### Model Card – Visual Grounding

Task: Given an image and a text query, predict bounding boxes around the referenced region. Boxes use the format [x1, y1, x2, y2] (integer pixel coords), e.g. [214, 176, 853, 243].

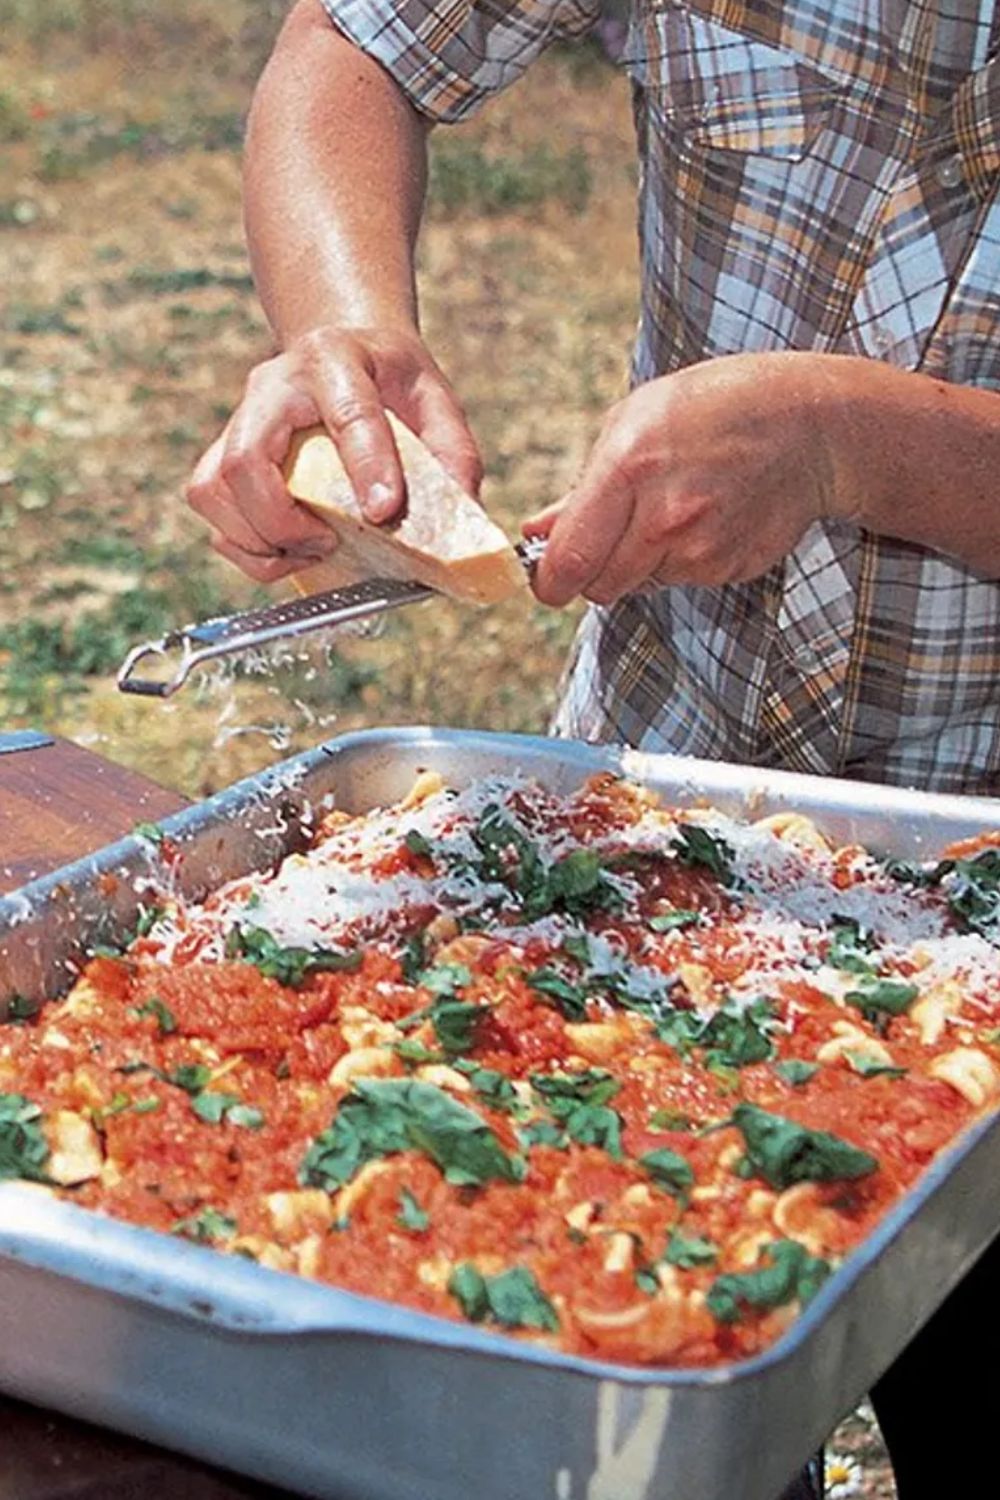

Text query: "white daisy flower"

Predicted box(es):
[824, 1453, 863, 1498]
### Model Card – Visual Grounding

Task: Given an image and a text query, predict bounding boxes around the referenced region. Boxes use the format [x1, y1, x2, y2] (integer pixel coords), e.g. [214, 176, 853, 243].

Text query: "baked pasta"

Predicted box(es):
[3, 771, 1000, 1368]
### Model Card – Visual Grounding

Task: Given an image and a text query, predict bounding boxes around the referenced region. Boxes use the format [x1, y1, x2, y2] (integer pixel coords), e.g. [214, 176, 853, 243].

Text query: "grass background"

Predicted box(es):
[1, 0, 638, 798]
[0, 6, 897, 1489]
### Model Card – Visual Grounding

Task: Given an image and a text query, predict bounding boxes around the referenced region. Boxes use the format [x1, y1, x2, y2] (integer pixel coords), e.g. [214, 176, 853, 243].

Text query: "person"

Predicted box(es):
[185, 1, 1000, 1493]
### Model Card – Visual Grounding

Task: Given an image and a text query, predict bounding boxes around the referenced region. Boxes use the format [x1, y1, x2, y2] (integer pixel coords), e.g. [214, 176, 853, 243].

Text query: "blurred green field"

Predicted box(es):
[0, 0, 638, 798]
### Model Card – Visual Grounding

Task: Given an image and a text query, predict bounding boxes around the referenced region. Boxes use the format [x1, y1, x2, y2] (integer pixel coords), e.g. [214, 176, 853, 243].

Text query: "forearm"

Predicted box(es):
[824, 358, 1000, 577]
[244, 0, 430, 343]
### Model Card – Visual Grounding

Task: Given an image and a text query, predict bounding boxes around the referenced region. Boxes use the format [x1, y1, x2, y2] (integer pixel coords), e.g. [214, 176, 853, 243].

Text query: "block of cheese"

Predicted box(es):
[284, 418, 526, 605]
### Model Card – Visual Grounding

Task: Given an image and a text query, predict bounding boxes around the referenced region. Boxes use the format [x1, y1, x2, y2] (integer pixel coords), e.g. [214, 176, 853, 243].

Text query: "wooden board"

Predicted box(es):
[0, 737, 186, 895]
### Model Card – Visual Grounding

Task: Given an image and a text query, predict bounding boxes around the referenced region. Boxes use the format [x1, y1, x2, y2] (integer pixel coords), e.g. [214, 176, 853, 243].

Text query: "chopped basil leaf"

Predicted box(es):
[664, 1229, 719, 1269]
[400, 930, 427, 984]
[882, 857, 943, 888]
[132, 821, 164, 846]
[844, 1052, 907, 1080]
[0, 1093, 50, 1183]
[639, 1147, 694, 1199]
[192, 1091, 264, 1128]
[845, 977, 919, 1024]
[826, 917, 877, 975]
[172, 1206, 237, 1243]
[167, 1063, 213, 1094]
[300, 1079, 523, 1191]
[394, 1039, 445, 1066]
[133, 903, 166, 937]
[653, 1007, 703, 1055]
[459, 1066, 520, 1114]
[132, 1097, 160, 1115]
[525, 966, 588, 1020]
[470, 804, 621, 920]
[404, 829, 434, 860]
[429, 999, 490, 1055]
[649, 909, 701, 932]
[519, 1119, 568, 1149]
[448, 1263, 559, 1331]
[101, 1091, 132, 1119]
[192, 1091, 238, 1124]
[943, 851, 1000, 938]
[420, 963, 473, 999]
[227, 1103, 265, 1129]
[635, 1267, 660, 1295]
[397, 1187, 430, 1232]
[649, 1108, 695, 1131]
[671, 825, 737, 886]
[130, 997, 177, 1035]
[3, 994, 37, 1025]
[700, 996, 777, 1070]
[530, 1070, 623, 1159]
[775, 1059, 819, 1087]
[706, 1239, 832, 1324]
[228, 924, 362, 988]
[732, 1103, 878, 1190]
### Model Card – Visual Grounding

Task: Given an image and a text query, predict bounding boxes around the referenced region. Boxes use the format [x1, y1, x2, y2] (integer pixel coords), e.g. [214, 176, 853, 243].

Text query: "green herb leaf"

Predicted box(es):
[648, 909, 701, 932]
[518, 1119, 567, 1149]
[530, 1070, 623, 1159]
[429, 998, 490, 1056]
[826, 917, 877, 975]
[132, 821, 164, 846]
[132, 1097, 160, 1115]
[172, 1206, 237, 1243]
[700, 996, 777, 1070]
[227, 1103, 265, 1129]
[130, 996, 177, 1035]
[943, 851, 1000, 938]
[448, 1263, 559, 1331]
[2, 994, 37, 1025]
[400, 930, 427, 984]
[844, 1052, 907, 1080]
[404, 829, 434, 860]
[0, 1093, 50, 1183]
[192, 1091, 239, 1125]
[732, 1103, 878, 1190]
[639, 1147, 694, 1199]
[635, 1267, 661, 1294]
[525, 965, 588, 1020]
[775, 1059, 819, 1087]
[397, 1187, 430, 1232]
[845, 977, 919, 1024]
[459, 1066, 520, 1114]
[420, 963, 473, 999]
[300, 1079, 522, 1192]
[671, 825, 736, 886]
[706, 1239, 832, 1324]
[648, 1108, 695, 1131]
[228, 925, 362, 988]
[167, 1063, 213, 1094]
[664, 1229, 719, 1269]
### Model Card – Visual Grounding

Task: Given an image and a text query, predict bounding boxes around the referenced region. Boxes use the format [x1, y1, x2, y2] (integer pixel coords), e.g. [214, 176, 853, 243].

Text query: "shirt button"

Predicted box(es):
[936, 153, 964, 189]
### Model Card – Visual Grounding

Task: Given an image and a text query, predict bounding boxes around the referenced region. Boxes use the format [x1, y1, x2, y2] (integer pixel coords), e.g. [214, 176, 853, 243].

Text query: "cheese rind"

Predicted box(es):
[284, 419, 526, 605]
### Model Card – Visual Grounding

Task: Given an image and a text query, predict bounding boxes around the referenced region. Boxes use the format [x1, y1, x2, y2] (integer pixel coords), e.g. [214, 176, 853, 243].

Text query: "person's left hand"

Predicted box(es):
[525, 352, 843, 607]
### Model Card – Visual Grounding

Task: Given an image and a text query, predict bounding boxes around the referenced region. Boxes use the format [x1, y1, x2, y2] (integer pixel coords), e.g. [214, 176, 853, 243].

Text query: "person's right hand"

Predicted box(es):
[186, 324, 484, 582]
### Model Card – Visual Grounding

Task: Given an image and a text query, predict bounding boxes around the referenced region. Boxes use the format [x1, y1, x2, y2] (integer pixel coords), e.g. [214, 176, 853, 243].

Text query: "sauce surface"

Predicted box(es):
[3, 772, 999, 1368]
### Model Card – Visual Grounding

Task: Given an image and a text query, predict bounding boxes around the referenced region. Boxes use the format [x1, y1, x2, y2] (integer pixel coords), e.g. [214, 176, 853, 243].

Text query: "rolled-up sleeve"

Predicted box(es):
[321, 0, 601, 122]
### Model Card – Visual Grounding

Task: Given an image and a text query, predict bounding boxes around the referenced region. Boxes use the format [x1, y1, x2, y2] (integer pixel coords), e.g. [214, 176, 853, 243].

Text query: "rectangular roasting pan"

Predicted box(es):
[3, 726, 1000, 1500]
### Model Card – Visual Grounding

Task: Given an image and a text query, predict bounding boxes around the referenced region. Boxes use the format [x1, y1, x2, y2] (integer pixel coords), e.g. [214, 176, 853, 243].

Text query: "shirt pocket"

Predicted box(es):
[622, 3, 839, 161]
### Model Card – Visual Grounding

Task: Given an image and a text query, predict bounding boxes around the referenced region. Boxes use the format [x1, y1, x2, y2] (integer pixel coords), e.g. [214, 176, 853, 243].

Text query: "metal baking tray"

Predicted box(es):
[3, 727, 1000, 1500]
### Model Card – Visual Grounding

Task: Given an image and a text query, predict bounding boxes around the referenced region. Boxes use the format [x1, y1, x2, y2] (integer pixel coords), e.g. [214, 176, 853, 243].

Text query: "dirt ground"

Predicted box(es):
[1, 4, 897, 1492]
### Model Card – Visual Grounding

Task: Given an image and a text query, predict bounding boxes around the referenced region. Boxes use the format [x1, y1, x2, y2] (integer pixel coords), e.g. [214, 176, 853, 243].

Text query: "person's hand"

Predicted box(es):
[186, 324, 483, 582]
[525, 352, 845, 607]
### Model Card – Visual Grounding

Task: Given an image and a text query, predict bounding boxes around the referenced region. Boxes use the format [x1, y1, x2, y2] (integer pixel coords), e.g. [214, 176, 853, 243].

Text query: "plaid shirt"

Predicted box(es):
[324, 0, 1000, 794]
